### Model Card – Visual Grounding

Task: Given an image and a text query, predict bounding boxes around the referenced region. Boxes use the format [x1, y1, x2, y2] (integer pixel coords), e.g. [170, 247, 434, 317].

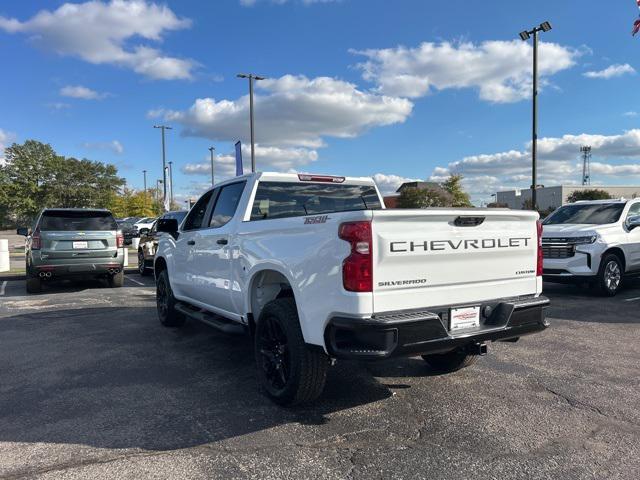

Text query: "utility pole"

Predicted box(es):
[208, 146, 215, 185]
[237, 73, 265, 173]
[142, 169, 147, 211]
[519, 21, 552, 211]
[168, 161, 174, 207]
[580, 146, 592, 186]
[153, 125, 172, 209]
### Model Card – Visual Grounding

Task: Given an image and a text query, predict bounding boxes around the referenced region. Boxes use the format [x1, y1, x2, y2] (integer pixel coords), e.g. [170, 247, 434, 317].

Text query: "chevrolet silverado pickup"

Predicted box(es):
[542, 198, 640, 295]
[154, 172, 549, 405]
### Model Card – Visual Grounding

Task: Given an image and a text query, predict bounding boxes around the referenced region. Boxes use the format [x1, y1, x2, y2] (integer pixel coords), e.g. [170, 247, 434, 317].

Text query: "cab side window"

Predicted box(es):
[627, 202, 640, 219]
[209, 182, 246, 228]
[183, 190, 215, 231]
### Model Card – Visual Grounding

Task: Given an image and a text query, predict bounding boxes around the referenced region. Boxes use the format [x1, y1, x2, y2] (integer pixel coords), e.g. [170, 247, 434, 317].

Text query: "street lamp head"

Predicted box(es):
[209, 146, 215, 152]
[540, 21, 552, 32]
[519, 31, 530, 41]
[237, 73, 266, 80]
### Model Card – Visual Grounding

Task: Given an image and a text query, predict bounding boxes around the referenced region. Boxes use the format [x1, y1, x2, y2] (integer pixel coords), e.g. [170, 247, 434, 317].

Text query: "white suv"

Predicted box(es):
[542, 199, 640, 295]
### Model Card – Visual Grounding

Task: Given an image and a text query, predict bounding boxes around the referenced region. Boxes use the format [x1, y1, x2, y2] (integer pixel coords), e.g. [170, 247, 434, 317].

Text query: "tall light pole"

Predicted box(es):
[208, 146, 215, 185]
[153, 125, 172, 208]
[168, 161, 174, 207]
[519, 21, 552, 211]
[237, 73, 265, 173]
[142, 169, 147, 211]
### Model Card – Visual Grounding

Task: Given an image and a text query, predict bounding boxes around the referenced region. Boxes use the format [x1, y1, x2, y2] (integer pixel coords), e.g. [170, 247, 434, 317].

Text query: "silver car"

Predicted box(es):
[17, 208, 125, 293]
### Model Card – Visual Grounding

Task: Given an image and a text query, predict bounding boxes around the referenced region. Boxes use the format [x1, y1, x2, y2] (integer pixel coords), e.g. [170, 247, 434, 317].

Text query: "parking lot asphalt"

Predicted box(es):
[0, 274, 639, 480]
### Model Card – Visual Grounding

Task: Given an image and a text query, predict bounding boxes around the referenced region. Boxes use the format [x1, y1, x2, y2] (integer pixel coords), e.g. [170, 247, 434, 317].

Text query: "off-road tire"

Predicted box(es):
[422, 349, 478, 373]
[596, 253, 623, 297]
[156, 269, 185, 327]
[138, 250, 151, 276]
[26, 275, 42, 294]
[255, 297, 329, 406]
[108, 270, 124, 288]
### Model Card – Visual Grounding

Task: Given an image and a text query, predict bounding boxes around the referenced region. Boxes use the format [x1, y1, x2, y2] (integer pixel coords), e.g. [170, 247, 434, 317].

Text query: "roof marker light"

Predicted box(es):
[298, 174, 345, 183]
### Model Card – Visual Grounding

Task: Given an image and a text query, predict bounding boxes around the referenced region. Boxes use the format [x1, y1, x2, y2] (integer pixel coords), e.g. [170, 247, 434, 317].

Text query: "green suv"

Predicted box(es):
[17, 208, 125, 293]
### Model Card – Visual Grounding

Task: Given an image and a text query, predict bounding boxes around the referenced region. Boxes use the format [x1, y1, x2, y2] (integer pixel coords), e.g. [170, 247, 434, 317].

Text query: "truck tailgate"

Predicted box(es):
[371, 209, 540, 313]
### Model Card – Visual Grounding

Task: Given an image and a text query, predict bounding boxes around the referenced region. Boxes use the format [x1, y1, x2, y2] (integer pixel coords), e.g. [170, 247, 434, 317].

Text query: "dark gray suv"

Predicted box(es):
[17, 208, 125, 293]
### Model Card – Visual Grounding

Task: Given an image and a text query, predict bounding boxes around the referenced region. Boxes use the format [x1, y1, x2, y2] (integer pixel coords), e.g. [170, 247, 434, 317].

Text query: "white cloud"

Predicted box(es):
[624, 111, 638, 117]
[589, 162, 640, 175]
[372, 173, 419, 195]
[157, 74, 413, 148]
[584, 63, 635, 79]
[182, 145, 319, 179]
[60, 85, 109, 100]
[82, 140, 124, 154]
[0, 1, 194, 80]
[0, 128, 16, 166]
[352, 40, 581, 103]
[429, 129, 640, 200]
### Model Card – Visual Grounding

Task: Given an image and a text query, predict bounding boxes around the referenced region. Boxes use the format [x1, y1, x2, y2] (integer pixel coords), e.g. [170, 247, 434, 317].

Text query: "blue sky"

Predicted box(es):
[1, 0, 640, 205]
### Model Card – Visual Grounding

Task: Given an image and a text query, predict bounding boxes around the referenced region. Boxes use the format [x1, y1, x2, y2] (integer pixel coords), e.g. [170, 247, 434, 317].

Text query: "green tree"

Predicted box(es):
[567, 189, 612, 203]
[0, 139, 125, 226]
[397, 187, 453, 208]
[442, 174, 472, 207]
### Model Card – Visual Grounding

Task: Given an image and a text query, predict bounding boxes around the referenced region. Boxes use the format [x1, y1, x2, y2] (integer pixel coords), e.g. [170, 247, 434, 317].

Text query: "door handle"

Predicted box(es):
[187, 240, 196, 245]
[217, 238, 228, 245]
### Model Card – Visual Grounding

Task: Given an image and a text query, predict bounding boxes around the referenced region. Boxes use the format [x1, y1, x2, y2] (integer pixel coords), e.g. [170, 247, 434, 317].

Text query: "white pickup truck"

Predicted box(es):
[155, 172, 549, 405]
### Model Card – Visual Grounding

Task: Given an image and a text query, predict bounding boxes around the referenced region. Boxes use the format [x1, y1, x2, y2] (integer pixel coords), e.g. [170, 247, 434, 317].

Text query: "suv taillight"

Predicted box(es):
[116, 231, 124, 248]
[537, 220, 543, 276]
[31, 229, 41, 250]
[338, 221, 372, 292]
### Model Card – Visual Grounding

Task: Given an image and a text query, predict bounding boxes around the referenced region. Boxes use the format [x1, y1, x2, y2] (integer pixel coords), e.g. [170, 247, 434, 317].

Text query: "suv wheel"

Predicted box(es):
[255, 298, 329, 406]
[26, 275, 42, 294]
[597, 253, 623, 296]
[156, 269, 185, 327]
[138, 250, 150, 276]
[422, 349, 478, 373]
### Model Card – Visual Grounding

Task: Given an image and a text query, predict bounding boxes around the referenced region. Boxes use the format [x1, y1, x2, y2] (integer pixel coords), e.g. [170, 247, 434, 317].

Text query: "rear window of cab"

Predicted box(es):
[250, 181, 382, 221]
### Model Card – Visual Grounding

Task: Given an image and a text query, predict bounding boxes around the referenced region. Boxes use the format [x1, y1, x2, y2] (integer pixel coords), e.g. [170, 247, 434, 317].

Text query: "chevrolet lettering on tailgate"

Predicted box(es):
[389, 237, 531, 253]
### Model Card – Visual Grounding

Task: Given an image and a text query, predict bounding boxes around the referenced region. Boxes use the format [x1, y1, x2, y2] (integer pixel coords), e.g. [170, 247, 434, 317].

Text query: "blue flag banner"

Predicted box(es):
[235, 141, 243, 176]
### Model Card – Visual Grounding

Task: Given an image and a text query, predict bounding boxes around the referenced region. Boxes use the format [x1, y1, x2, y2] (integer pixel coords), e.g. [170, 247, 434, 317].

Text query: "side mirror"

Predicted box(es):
[138, 228, 150, 236]
[156, 218, 179, 238]
[17, 227, 29, 236]
[627, 215, 640, 230]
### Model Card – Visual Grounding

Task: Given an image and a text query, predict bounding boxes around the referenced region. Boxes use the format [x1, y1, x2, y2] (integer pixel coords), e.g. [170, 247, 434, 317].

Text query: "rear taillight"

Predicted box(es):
[536, 220, 543, 276]
[31, 230, 41, 250]
[338, 221, 372, 292]
[116, 232, 124, 248]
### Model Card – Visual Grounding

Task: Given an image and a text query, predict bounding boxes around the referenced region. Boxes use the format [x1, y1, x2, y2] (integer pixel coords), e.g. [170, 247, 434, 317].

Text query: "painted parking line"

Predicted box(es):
[623, 296, 640, 302]
[0, 281, 6, 296]
[125, 275, 146, 286]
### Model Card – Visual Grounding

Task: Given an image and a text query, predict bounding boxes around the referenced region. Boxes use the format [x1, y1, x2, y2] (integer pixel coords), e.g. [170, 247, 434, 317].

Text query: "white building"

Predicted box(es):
[496, 185, 640, 210]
